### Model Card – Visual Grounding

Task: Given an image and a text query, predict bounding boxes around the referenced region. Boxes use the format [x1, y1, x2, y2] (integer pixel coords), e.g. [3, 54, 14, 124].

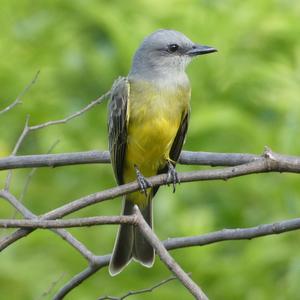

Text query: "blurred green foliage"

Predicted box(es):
[1, 0, 300, 299]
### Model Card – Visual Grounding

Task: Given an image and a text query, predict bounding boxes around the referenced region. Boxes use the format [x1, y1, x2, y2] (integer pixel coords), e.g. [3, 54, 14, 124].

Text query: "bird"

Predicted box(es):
[108, 29, 217, 276]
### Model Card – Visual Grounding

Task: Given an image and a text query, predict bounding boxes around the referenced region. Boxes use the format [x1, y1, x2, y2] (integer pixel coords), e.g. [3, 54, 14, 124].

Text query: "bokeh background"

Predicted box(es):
[1, 0, 300, 299]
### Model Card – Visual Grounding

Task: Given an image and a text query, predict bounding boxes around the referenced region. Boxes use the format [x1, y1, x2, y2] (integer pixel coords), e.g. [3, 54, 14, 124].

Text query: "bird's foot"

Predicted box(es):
[166, 160, 180, 193]
[134, 165, 152, 197]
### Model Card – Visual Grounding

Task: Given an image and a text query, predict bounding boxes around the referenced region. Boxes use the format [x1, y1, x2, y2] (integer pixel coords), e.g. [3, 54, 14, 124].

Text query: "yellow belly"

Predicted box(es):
[125, 115, 180, 176]
[123, 80, 190, 205]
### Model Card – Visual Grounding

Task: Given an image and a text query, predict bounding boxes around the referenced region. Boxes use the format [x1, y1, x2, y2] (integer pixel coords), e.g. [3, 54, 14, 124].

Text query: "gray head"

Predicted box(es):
[129, 29, 217, 80]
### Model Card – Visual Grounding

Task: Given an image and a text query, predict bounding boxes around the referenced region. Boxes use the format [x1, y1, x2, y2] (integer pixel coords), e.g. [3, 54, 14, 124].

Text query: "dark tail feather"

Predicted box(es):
[109, 199, 134, 276]
[109, 197, 155, 275]
[133, 200, 155, 267]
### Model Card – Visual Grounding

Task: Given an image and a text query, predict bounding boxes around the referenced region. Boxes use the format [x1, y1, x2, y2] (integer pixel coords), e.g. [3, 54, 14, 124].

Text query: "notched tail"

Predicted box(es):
[109, 198, 154, 276]
[109, 200, 134, 276]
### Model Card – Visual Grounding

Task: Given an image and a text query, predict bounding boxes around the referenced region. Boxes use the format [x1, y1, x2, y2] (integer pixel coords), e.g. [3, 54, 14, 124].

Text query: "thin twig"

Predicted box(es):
[0, 71, 40, 115]
[4, 116, 30, 191]
[3, 90, 110, 190]
[29, 91, 110, 131]
[97, 275, 179, 300]
[10, 139, 61, 219]
[19, 139, 60, 203]
[19, 167, 37, 203]
[38, 272, 66, 300]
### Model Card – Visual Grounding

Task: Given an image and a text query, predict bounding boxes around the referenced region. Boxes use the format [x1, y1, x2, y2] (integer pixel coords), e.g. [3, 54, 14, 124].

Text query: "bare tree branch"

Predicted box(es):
[0, 150, 262, 171]
[0, 71, 40, 115]
[163, 217, 300, 249]
[38, 272, 66, 300]
[53, 214, 300, 299]
[0, 214, 299, 241]
[0, 190, 95, 261]
[55, 229, 95, 261]
[0, 151, 110, 170]
[4, 115, 30, 190]
[1, 147, 300, 251]
[11, 139, 61, 219]
[1, 148, 300, 171]
[3, 90, 110, 190]
[0, 216, 136, 228]
[53, 256, 110, 300]
[134, 206, 208, 300]
[6, 90, 109, 149]
[19, 139, 60, 203]
[28, 90, 110, 131]
[97, 274, 179, 300]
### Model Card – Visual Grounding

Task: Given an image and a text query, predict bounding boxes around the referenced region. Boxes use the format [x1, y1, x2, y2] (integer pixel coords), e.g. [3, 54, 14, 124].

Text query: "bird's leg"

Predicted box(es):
[166, 160, 180, 193]
[134, 164, 152, 197]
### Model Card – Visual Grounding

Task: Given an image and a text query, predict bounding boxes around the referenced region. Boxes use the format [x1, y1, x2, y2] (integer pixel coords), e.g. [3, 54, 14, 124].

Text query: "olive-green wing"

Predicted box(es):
[108, 77, 129, 185]
[153, 109, 190, 196]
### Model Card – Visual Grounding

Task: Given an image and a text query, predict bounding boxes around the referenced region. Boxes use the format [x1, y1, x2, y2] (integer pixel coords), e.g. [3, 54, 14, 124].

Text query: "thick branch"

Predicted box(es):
[1, 149, 300, 171]
[0, 151, 111, 170]
[0, 216, 136, 228]
[0, 150, 261, 170]
[134, 206, 208, 300]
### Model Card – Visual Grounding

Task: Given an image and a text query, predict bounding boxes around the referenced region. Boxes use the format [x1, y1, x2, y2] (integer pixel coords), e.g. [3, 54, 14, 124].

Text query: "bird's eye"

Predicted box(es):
[168, 44, 179, 53]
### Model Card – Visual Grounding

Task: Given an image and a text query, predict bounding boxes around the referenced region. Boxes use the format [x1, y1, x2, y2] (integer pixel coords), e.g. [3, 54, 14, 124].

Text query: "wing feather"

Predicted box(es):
[108, 77, 129, 185]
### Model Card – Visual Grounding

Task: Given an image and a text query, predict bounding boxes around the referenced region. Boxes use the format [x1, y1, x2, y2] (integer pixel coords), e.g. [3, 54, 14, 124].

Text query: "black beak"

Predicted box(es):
[186, 44, 217, 56]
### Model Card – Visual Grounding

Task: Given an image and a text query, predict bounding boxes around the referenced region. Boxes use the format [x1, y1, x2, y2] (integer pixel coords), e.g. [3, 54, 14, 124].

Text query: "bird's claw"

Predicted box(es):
[166, 161, 180, 193]
[134, 165, 152, 196]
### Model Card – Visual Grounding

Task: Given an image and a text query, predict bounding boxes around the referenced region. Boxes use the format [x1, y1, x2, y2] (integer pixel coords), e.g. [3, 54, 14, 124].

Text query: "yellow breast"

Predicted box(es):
[123, 80, 190, 184]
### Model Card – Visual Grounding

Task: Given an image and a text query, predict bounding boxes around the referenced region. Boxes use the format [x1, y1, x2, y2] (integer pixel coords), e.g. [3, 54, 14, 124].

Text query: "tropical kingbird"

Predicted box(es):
[108, 29, 216, 275]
